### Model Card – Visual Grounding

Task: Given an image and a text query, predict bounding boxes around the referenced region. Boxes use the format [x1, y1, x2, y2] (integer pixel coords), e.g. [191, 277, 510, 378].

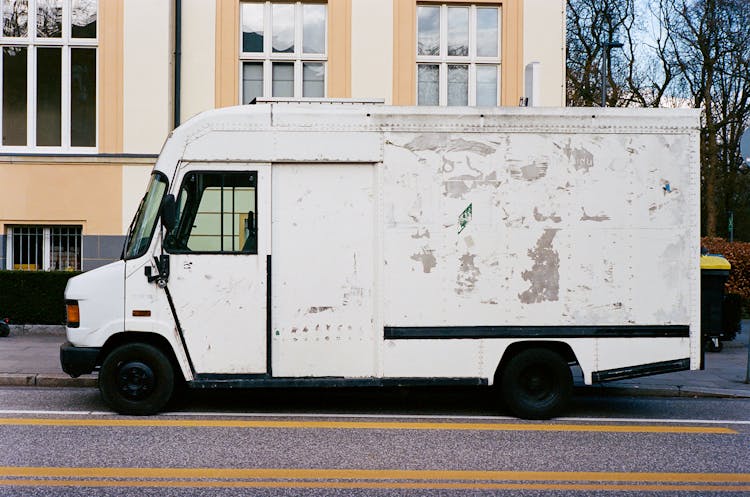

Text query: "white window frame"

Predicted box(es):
[416, 3, 501, 106]
[5, 225, 82, 271]
[0, 0, 98, 153]
[239, 1, 327, 102]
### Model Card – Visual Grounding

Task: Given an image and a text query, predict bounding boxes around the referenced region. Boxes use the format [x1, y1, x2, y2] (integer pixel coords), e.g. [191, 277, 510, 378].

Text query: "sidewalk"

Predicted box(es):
[1, 324, 749, 398]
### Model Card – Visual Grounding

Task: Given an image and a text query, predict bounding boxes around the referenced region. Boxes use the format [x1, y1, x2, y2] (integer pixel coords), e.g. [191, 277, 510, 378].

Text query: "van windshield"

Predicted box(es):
[123, 173, 168, 259]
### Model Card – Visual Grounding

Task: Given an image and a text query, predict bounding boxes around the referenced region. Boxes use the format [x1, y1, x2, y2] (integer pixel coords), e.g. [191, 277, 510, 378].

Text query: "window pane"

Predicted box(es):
[51, 226, 81, 271]
[71, 48, 96, 147]
[241, 2, 263, 53]
[272, 3, 294, 53]
[417, 6, 439, 56]
[2, 47, 27, 146]
[303, 3, 325, 54]
[272, 62, 294, 97]
[189, 187, 221, 251]
[124, 174, 167, 259]
[242, 62, 264, 104]
[303, 62, 324, 97]
[447, 7, 468, 56]
[174, 173, 257, 253]
[476, 65, 498, 106]
[37, 0, 61, 38]
[477, 7, 499, 57]
[447, 64, 468, 106]
[2, 0, 27, 37]
[37, 47, 62, 146]
[12, 226, 43, 270]
[417, 64, 438, 106]
[71, 0, 96, 38]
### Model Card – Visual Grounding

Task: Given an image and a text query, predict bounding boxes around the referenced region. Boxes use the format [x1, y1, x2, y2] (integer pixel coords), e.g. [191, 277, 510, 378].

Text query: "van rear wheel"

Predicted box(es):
[99, 343, 174, 415]
[500, 348, 572, 420]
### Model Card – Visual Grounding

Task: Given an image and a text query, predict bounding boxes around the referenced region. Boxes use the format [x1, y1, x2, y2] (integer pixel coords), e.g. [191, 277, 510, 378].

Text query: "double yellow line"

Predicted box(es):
[1, 467, 749, 492]
[0, 417, 738, 434]
[0, 417, 743, 490]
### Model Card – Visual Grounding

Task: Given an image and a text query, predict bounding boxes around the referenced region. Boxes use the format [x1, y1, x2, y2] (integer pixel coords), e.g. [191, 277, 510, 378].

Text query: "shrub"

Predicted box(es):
[702, 237, 750, 313]
[0, 271, 81, 325]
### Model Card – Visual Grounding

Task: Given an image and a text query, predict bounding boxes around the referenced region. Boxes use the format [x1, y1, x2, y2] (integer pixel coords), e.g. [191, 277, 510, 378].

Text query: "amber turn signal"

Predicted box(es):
[66, 301, 80, 328]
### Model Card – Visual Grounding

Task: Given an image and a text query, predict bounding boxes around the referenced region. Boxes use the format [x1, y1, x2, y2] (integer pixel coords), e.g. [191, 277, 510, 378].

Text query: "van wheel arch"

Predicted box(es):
[100, 332, 183, 376]
[494, 342, 577, 420]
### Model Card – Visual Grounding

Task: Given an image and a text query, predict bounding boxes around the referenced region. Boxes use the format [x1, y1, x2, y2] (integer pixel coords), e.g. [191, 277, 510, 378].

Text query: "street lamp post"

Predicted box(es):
[601, 40, 624, 107]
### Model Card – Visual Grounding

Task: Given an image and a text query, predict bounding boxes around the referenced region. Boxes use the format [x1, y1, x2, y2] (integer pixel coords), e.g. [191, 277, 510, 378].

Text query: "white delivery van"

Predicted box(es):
[61, 101, 701, 419]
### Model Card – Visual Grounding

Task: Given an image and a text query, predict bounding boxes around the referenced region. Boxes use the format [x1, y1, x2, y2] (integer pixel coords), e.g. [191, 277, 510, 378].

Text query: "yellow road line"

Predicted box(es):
[0, 417, 737, 434]
[2, 467, 750, 483]
[0, 479, 749, 492]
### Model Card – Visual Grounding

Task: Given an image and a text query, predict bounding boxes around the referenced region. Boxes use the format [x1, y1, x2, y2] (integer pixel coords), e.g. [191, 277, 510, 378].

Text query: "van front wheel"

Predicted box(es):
[99, 343, 174, 415]
[500, 348, 572, 420]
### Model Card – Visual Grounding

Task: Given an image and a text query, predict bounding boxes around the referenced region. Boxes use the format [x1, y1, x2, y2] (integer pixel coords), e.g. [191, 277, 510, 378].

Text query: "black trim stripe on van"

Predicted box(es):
[592, 358, 690, 382]
[384, 325, 690, 340]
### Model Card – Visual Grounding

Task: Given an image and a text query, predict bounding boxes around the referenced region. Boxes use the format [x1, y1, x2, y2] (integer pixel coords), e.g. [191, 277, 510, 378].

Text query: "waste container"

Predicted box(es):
[701, 254, 731, 352]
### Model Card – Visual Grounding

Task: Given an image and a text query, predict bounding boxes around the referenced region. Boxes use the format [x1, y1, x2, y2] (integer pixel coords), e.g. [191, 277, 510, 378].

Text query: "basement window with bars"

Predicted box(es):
[6, 225, 81, 271]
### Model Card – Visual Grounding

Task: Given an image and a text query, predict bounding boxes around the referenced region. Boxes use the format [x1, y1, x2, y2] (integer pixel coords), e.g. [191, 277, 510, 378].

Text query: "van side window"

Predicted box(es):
[164, 172, 258, 254]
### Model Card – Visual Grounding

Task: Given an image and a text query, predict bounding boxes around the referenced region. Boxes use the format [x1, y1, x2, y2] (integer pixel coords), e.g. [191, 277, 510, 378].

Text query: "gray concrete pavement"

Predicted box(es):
[1, 323, 749, 398]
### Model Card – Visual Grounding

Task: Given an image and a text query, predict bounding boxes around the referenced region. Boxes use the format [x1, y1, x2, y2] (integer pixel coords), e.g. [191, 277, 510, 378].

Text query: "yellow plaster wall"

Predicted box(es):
[99, 0, 124, 152]
[328, 0, 352, 98]
[0, 164, 123, 235]
[215, 0, 239, 108]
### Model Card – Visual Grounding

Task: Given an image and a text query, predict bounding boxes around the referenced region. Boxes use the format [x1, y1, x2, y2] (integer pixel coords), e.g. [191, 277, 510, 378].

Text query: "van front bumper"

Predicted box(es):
[60, 341, 101, 377]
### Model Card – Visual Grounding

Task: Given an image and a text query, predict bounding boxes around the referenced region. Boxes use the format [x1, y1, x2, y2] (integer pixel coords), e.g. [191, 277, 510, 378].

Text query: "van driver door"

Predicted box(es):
[163, 165, 270, 375]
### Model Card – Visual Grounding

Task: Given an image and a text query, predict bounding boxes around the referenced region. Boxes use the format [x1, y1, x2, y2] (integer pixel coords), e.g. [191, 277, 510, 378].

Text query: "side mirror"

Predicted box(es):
[161, 194, 177, 232]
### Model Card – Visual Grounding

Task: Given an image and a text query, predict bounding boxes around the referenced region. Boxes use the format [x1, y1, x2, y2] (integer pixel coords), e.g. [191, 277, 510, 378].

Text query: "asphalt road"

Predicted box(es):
[1, 387, 749, 496]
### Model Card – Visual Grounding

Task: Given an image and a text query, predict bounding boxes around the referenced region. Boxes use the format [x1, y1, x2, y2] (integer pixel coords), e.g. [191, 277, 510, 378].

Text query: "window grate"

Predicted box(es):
[7, 225, 81, 271]
[51, 225, 81, 271]
[11, 226, 43, 270]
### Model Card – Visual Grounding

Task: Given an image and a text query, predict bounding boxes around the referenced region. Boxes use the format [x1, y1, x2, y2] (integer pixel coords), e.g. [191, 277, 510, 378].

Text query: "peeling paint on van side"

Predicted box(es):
[519, 229, 560, 304]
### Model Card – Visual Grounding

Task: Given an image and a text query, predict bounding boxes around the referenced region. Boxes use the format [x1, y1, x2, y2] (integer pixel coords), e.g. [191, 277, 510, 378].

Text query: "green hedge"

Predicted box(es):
[0, 270, 81, 325]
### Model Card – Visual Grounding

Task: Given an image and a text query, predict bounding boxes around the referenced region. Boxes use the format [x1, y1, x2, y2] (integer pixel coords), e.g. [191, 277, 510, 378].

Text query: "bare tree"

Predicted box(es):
[566, 0, 632, 106]
[566, 0, 677, 107]
[669, 0, 750, 236]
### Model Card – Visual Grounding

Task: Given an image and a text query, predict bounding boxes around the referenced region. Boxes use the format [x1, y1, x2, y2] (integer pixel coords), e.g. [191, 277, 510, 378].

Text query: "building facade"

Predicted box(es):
[0, 0, 565, 272]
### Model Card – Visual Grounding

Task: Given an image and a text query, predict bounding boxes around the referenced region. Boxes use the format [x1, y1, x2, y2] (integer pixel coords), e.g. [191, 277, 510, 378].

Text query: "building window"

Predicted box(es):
[240, 1, 326, 103]
[416, 4, 500, 106]
[6, 225, 82, 271]
[0, 0, 97, 150]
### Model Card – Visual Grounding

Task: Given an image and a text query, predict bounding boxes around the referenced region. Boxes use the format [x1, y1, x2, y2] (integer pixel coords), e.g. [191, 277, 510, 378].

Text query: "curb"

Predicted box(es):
[2, 373, 749, 399]
[576, 385, 750, 399]
[0, 373, 97, 388]
[7, 325, 65, 337]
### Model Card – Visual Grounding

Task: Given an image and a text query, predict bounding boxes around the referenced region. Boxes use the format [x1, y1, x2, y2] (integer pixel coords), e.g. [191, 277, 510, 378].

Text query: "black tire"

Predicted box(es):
[705, 338, 723, 353]
[500, 348, 573, 420]
[99, 343, 174, 415]
[0, 322, 9, 337]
